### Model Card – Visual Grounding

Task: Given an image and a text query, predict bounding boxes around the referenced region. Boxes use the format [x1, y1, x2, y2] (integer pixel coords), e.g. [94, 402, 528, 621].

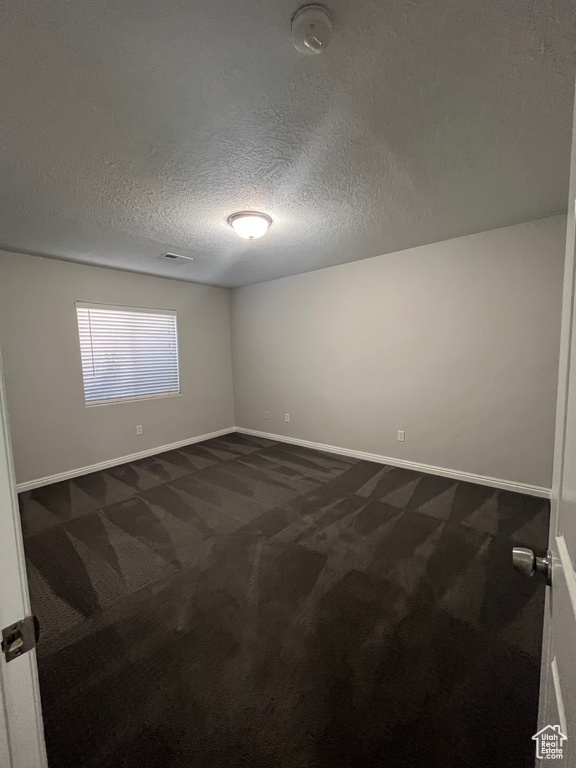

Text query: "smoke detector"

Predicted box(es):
[292, 5, 333, 55]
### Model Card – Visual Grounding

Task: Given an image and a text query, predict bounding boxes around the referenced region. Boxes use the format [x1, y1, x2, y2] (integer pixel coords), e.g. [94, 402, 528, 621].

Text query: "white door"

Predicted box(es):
[0, 345, 47, 768]
[536, 81, 576, 766]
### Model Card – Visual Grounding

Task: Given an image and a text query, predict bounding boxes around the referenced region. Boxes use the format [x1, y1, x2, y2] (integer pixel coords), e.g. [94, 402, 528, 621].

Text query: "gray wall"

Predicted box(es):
[231, 216, 566, 489]
[0, 252, 235, 485]
[0, 215, 566, 489]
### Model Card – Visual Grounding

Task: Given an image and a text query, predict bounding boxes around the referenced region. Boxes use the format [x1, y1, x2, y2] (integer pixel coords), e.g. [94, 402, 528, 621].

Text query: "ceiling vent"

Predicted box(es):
[162, 252, 194, 262]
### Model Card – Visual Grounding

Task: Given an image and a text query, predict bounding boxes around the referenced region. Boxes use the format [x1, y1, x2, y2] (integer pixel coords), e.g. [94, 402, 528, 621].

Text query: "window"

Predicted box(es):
[76, 302, 180, 406]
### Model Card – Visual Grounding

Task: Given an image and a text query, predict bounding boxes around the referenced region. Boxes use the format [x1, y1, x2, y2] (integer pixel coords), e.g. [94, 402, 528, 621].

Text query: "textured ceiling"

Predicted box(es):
[0, 0, 574, 288]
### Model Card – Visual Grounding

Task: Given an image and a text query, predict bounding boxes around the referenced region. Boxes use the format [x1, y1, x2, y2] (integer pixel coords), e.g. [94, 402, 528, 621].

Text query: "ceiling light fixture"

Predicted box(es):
[227, 211, 272, 240]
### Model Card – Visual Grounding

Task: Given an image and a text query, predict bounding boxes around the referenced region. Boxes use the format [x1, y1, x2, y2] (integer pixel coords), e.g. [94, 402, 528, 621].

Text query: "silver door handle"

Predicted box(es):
[512, 547, 552, 585]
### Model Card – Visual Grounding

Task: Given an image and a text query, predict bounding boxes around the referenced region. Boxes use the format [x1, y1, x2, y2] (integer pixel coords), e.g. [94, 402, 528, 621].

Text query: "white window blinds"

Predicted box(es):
[76, 303, 180, 406]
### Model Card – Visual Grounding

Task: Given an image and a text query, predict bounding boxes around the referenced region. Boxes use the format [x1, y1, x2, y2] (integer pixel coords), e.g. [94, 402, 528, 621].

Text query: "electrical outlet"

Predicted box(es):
[285, 413, 290, 423]
[136, 425, 143, 435]
[264, 411, 270, 420]
[397, 430, 405, 442]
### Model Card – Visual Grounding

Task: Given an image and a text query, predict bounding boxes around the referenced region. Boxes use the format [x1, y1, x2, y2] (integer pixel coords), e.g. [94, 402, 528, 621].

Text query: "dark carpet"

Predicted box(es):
[19, 433, 549, 768]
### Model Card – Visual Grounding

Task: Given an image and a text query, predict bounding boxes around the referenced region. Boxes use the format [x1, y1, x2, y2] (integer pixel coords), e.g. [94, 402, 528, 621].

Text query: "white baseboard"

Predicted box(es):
[16, 425, 552, 499]
[236, 427, 551, 499]
[15, 427, 236, 492]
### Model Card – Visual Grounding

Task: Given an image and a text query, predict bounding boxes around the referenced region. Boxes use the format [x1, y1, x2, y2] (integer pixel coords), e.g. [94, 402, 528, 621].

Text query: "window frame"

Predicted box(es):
[75, 301, 181, 408]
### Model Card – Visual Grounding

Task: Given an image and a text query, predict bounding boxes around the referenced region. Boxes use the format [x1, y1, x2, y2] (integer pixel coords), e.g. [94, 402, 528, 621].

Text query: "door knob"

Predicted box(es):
[512, 548, 552, 585]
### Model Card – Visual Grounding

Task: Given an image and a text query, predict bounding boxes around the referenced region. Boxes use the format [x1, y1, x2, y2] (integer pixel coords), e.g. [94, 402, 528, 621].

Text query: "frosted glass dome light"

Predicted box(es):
[227, 211, 272, 240]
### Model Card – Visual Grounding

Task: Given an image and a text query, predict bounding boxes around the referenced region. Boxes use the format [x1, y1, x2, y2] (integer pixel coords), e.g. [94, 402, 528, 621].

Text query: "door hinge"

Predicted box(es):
[1, 616, 40, 663]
